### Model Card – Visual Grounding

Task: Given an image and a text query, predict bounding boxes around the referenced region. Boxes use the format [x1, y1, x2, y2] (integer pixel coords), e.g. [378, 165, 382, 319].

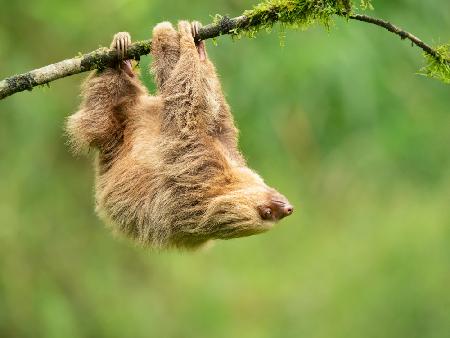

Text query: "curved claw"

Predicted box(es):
[191, 21, 206, 61]
[111, 32, 132, 60]
[110, 32, 134, 77]
[191, 21, 202, 42]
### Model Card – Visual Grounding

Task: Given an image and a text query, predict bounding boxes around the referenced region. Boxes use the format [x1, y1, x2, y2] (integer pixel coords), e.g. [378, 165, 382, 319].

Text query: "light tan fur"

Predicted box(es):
[67, 22, 293, 249]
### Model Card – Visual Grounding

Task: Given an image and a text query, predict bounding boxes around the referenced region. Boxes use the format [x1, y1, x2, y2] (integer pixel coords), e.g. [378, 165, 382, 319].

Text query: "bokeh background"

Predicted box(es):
[0, 1, 449, 337]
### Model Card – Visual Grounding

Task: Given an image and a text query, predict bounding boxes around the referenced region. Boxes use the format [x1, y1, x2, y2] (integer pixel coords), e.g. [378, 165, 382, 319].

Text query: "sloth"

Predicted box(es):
[67, 21, 293, 249]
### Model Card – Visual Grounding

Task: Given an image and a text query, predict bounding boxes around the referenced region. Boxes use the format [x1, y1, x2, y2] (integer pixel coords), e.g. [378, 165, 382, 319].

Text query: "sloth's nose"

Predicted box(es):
[273, 201, 294, 220]
[281, 204, 293, 218]
[284, 204, 294, 216]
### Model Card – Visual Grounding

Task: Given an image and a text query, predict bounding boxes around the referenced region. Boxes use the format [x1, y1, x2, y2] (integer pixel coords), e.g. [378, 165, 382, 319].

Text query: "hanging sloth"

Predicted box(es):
[67, 21, 293, 249]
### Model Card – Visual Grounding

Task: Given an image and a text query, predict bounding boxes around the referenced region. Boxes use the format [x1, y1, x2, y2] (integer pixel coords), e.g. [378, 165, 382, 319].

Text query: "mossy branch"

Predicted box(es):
[0, 0, 448, 100]
[349, 14, 449, 83]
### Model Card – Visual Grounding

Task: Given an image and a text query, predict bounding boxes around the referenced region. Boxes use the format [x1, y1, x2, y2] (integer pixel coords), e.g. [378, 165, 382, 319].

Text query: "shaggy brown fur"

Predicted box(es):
[67, 21, 293, 249]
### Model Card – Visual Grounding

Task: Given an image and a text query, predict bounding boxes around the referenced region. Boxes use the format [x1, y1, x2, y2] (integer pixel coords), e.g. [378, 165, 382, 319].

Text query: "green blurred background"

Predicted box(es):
[0, 1, 449, 337]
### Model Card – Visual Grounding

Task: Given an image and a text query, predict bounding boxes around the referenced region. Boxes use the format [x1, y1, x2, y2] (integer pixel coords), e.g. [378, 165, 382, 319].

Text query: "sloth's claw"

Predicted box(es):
[111, 32, 134, 77]
[111, 32, 131, 60]
[191, 21, 206, 61]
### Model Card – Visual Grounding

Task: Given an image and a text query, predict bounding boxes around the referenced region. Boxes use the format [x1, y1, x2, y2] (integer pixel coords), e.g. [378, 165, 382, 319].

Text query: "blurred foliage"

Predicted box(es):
[0, 1, 449, 338]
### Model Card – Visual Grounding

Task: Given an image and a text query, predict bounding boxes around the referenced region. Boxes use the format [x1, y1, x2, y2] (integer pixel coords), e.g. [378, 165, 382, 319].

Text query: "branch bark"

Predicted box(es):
[0, 12, 445, 100]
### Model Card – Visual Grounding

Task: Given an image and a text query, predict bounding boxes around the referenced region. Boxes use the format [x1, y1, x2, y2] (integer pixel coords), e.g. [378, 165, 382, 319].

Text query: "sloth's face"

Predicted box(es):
[257, 189, 293, 222]
[202, 168, 294, 240]
[233, 167, 293, 222]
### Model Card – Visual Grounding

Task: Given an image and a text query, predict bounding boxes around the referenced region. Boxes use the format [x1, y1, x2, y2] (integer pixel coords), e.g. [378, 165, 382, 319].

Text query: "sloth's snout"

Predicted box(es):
[275, 201, 293, 220]
[284, 204, 294, 216]
[258, 199, 294, 221]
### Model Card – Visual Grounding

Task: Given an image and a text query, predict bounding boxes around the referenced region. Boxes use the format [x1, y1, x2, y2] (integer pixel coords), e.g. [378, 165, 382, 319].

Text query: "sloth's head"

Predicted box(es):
[201, 167, 293, 240]
[256, 188, 293, 222]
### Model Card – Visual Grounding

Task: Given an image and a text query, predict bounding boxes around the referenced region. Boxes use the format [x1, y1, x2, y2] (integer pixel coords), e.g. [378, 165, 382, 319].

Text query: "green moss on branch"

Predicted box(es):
[420, 44, 450, 83]
[230, 0, 356, 38]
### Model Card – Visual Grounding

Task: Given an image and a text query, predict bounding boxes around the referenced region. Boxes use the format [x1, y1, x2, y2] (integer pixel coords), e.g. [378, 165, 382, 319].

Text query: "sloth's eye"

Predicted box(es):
[257, 206, 273, 220]
[261, 208, 273, 220]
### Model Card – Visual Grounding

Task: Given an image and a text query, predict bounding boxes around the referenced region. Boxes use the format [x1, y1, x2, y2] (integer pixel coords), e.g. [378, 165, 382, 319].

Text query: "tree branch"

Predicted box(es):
[349, 14, 442, 60]
[0, 15, 251, 100]
[0, 7, 447, 100]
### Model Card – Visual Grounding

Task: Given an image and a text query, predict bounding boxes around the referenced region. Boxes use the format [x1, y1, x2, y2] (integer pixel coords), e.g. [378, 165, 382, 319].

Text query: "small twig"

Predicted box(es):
[0, 10, 447, 100]
[349, 14, 443, 60]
